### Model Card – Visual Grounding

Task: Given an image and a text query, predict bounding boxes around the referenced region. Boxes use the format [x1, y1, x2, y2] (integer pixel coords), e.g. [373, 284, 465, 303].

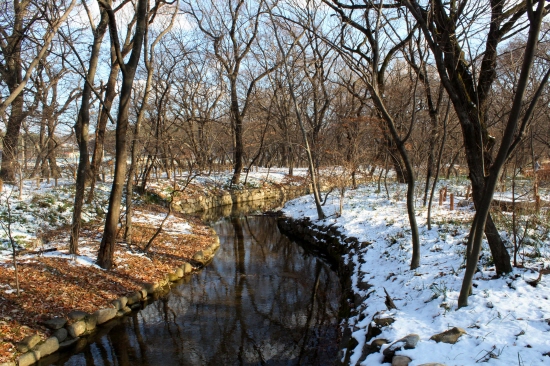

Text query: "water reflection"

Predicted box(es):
[47, 214, 341, 366]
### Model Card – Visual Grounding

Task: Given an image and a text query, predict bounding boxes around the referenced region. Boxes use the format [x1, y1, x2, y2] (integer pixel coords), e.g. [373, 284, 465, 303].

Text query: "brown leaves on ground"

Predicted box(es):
[0, 206, 215, 363]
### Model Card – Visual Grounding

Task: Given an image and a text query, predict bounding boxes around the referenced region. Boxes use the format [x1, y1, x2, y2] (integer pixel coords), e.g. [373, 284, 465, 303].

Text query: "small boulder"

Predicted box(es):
[111, 296, 128, 310]
[67, 320, 87, 338]
[383, 334, 420, 363]
[34, 337, 59, 357]
[430, 327, 466, 344]
[138, 288, 148, 299]
[58, 338, 79, 350]
[359, 338, 388, 363]
[392, 355, 412, 366]
[17, 350, 40, 366]
[143, 283, 158, 295]
[67, 310, 87, 322]
[53, 328, 68, 343]
[174, 267, 184, 278]
[126, 291, 141, 305]
[193, 251, 205, 263]
[95, 308, 117, 325]
[167, 272, 179, 282]
[16, 334, 41, 353]
[42, 317, 66, 330]
[85, 313, 98, 332]
[182, 262, 193, 274]
[374, 317, 395, 327]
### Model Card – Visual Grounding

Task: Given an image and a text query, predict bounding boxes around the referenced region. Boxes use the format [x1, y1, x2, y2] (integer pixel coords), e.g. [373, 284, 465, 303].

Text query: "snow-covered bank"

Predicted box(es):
[281, 183, 550, 365]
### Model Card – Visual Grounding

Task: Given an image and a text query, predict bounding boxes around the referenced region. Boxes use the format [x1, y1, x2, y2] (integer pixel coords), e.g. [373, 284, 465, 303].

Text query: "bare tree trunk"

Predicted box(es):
[97, 0, 148, 270]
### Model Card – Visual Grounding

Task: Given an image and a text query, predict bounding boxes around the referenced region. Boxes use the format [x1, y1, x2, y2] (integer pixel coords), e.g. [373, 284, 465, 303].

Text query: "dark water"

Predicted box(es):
[46, 207, 341, 366]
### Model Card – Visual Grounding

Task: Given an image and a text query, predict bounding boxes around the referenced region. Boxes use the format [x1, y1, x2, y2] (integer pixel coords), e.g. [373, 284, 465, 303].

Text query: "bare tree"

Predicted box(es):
[97, 0, 149, 270]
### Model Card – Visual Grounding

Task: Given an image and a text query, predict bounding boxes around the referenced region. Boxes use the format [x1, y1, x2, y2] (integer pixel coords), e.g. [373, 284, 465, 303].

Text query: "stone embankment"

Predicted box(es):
[171, 185, 309, 214]
[277, 216, 464, 366]
[6, 184, 309, 366]
[7, 236, 221, 366]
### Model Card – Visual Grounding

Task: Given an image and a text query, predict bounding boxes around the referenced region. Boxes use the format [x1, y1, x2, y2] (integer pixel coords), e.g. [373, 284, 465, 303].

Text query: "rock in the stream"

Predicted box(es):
[67, 310, 87, 322]
[17, 350, 40, 366]
[59, 337, 80, 350]
[16, 334, 41, 353]
[193, 251, 205, 263]
[111, 296, 128, 310]
[53, 328, 68, 343]
[383, 334, 420, 363]
[126, 291, 141, 305]
[182, 262, 193, 274]
[167, 272, 180, 282]
[42, 317, 66, 330]
[34, 337, 59, 358]
[67, 320, 87, 338]
[392, 355, 412, 366]
[143, 282, 158, 295]
[95, 308, 117, 325]
[430, 327, 466, 344]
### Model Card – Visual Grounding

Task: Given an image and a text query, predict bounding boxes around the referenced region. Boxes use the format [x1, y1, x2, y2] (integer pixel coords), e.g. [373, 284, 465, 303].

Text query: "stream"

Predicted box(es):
[46, 202, 342, 366]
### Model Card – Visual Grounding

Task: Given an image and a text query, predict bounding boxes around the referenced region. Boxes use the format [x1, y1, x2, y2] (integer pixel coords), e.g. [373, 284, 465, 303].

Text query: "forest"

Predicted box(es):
[0, 0, 550, 364]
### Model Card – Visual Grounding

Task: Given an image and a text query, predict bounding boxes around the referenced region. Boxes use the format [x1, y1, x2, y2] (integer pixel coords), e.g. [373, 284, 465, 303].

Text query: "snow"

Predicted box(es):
[282, 182, 550, 365]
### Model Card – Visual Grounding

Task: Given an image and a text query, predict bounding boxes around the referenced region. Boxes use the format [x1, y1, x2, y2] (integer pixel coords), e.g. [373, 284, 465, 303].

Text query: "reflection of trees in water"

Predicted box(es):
[56, 216, 339, 366]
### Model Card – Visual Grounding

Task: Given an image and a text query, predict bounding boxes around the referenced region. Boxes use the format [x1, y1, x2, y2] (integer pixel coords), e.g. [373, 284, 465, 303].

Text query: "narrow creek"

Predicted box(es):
[46, 203, 342, 365]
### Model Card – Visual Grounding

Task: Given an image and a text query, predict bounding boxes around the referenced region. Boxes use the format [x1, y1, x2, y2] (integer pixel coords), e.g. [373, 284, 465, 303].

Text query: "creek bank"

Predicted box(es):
[8, 183, 308, 366]
[277, 215, 463, 366]
[171, 184, 309, 214]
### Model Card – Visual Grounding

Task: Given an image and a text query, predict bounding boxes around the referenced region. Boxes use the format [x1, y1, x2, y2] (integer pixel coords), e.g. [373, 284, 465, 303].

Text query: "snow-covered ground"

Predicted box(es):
[282, 182, 550, 366]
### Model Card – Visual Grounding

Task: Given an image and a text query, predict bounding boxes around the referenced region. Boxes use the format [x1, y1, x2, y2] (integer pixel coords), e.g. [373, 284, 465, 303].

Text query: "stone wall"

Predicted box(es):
[276, 215, 367, 365]
[172, 185, 310, 214]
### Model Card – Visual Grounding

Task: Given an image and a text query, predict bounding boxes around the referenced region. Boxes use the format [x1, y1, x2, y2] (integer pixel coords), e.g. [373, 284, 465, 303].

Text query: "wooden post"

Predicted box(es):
[450, 193, 454, 210]
[443, 186, 447, 201]
[36, 177, 40, 189]
[0, 179, 3, 193]
[465, 185, 471, 200]
[536, 195, 541, 212]
[439, 190, 443, 206]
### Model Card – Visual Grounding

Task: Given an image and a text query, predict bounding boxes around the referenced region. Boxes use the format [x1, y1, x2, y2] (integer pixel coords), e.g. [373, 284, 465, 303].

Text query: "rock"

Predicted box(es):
[16, 334, 41, 353]
[67, 320, 87, 338]
[202, 247, 213, 257]
[430, 327, 466, 344]
[121, 306, 132, 315]
[392, 355, 412, 366]
[17, 350, 40, 366]
[67, 310, 87, 322]
[53, 328, 68, 343]
[85, 313, 97, 332]
[34, 337, 59, 357]
[167, 272, 179, 282]
[0, 361, 16, 366]
[174, 267, 184, 278]
[95, 308, 117, 325]
[126, 291, 141, 305]
[42, 317, 66, 330]
[193, 251, 204, 262]
[58, 338, 79, 350]
[130, 303, 141, 311]
[182, 262, 193, 274]
[457, 199, 470, 208]
[111, 296, 128, 310]
[383, 334, 420, 363]
[374, 317, 395, 327]
[138, 288, 148, 299]
[143, 283, 158, 295]
[359, 338, 389, 363]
